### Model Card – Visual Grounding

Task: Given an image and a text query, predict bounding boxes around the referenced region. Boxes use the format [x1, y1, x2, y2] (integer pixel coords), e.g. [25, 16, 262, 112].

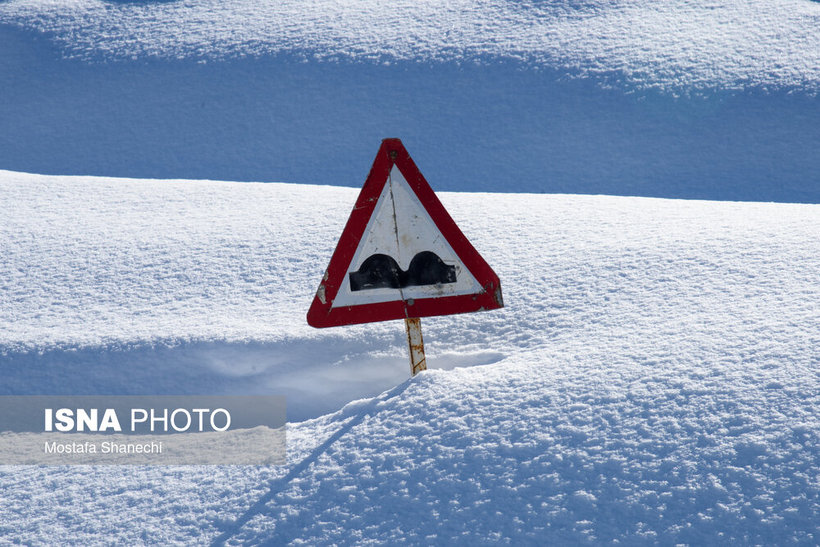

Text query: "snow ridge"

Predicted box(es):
[2, 0, 820, 91]
[1, 172, 818, 543]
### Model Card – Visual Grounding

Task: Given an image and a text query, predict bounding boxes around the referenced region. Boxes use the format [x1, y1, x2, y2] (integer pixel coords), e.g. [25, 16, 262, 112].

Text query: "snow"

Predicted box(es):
[1, 0, 819, 542]
[1, 171, 818, 543]
[2, 0, 820, 92]
[2, 2, 820, 201]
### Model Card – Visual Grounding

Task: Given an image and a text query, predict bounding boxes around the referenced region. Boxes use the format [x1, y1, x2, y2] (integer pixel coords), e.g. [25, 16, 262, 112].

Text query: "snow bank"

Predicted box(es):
[1, 1, 820, 201]
[224, 360, 819, 544]
[1, 171, 818, 542]
[3, 0, 820, 92]
[4, 357, 818, 543]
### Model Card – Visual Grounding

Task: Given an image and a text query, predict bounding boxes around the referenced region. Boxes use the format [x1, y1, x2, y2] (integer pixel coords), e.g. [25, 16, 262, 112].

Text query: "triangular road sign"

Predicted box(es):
[307, 138, 503, 328]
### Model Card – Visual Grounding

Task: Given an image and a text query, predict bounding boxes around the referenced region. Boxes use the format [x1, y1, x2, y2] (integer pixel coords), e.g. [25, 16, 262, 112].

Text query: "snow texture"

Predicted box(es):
[1, 1, 820, 202]
[2, 0, 820, 92]
[1, 171, 818, 543]
[1, 0, 819, 542]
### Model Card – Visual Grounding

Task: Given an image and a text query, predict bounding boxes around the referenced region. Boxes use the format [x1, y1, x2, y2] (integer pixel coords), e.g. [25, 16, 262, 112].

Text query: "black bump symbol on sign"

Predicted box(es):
[349, 251, 457, 292]
[350, 254, 401, 290]
[406, 251, 457, 287]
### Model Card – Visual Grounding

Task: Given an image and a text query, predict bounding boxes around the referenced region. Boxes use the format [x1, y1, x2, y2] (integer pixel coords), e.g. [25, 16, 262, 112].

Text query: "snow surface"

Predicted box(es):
[2, 1, 820, 201]
[1, 171, 818, 543]
[1, 0, 819, 542]
[3, 0, 820, 92]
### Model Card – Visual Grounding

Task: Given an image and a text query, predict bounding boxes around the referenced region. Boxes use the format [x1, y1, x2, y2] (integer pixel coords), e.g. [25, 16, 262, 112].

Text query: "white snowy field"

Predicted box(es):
[3, 0, 820, 90]
[2, 0, 820, 201]
[1, 170, 818, 543]
[2, 0, 820, 541]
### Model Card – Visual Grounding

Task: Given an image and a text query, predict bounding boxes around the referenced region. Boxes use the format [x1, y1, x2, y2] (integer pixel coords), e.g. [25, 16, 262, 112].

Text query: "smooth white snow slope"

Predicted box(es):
[2, 0, 820, 201]
[1, 171, 818, 543]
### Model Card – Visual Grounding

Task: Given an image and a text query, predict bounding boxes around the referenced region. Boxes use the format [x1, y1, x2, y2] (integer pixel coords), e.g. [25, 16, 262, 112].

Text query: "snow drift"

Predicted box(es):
[2, 0, 820, 201]
[3, 0, 820, 91]
[1, 171, 818, 543]
[2, 0, 819, 542]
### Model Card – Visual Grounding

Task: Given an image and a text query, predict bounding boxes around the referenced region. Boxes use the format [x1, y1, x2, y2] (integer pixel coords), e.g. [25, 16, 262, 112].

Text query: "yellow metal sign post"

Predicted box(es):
[404, 317, 427, 376]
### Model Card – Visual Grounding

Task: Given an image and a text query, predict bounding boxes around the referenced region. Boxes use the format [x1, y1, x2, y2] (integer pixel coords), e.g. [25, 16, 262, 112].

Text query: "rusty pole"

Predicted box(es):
[404, 317, 427, 376]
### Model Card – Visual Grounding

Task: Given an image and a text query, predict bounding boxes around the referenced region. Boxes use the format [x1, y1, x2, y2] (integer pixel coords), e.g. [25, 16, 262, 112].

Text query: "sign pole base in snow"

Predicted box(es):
[405, 317, 427, 376]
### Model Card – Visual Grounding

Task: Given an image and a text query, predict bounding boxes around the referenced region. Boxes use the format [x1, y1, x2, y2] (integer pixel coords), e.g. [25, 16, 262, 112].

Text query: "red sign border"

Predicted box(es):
[306, 138, 503, 328]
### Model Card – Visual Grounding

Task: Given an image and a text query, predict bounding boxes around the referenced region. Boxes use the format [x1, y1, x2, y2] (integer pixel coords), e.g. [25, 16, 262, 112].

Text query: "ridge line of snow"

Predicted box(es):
[2, 0, 820, 92]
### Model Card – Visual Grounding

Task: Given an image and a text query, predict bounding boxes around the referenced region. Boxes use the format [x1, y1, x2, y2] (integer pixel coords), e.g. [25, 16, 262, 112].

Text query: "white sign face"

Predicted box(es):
[332, 166, 481, 308]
